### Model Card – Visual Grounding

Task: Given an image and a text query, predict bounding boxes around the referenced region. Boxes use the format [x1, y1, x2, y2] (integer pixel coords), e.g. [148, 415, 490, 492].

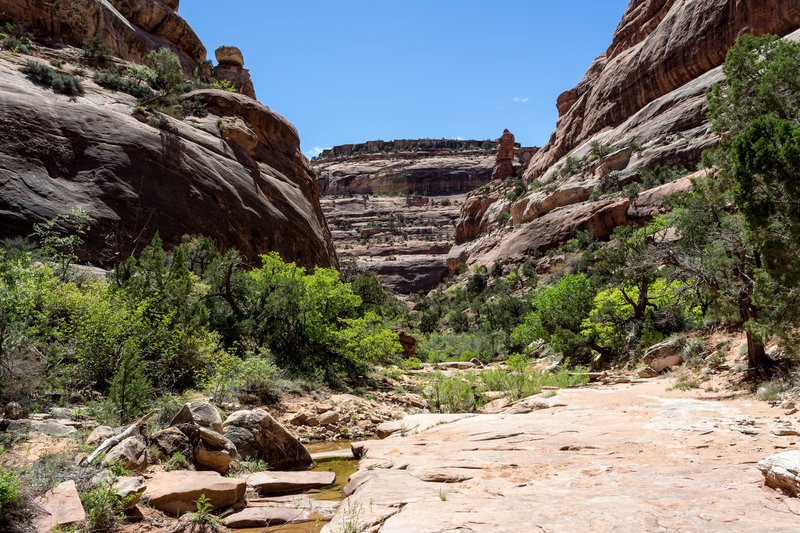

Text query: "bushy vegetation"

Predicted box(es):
[0, 23, 33, 54]
[0, 225, 403, 417]
[20, 60, 83, 95]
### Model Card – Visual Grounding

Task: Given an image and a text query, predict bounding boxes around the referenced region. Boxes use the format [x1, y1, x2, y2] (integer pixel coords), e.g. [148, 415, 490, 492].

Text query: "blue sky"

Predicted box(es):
[178, 1, 630, 157]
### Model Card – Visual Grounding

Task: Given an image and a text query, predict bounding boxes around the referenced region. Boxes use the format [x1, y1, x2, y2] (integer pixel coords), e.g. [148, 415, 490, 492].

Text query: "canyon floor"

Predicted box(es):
[326, 377, 800, 532]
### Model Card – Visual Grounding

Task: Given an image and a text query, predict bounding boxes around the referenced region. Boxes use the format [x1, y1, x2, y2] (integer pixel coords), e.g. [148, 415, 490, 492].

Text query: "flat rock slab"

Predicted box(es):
[224, 506, 311, 527]
[323, 381, 800, 532]
[245, 471, 336, 495]
[248, 495, 340, 519]
[33, 480, 85, 532]
[5, 418, 77, 436]
[143, 470, 245, 515]
[310, 448, 354, 461]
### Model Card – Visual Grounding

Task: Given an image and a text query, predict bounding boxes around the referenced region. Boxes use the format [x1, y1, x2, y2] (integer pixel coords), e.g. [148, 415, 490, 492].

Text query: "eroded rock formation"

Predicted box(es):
[490, 129, 515, 181]
[213, 45, 256, 99]
[0, 6, 337, 268]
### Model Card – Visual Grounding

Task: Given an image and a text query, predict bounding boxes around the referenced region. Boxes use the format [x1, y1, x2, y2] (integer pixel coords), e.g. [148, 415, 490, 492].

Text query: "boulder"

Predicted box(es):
[215, 46, 245, 67]
[104, 436, 148, 473]
[245, 471, 336, 495]
[113, 476, 147, 509]
[143, 471, 246, 515]
[33, 480, 86, 532]
[637, 366, 659, 378]
[642, 337, 686, 373]
[223, 409, 312, 470]
[759, 450, 800, 497]
[86, 425, 116, 446]
[397, 330, 418, 358]
[152, 427, 193, 462]
[171, 402, 224, 434]
[4, 402, 23, 420]
[193, 427, 237, 474]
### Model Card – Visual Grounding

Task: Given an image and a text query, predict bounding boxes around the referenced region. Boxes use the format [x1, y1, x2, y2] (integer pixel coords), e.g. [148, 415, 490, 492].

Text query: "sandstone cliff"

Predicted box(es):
[450, 0, 800, 271]
[0, 1, 337, 268]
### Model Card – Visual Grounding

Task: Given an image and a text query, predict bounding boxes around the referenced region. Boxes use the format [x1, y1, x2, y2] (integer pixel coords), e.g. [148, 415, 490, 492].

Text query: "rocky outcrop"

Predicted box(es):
[527, 1, 800, 180]
[448, 175, 694, 273]
[0, 50, 336, 268]
[0, 0, 206, 68]
[143, 470, 246, 515]
[490, 129, 516, 181]
[452, 3, 800, 270]
[213, 45, 256, 99]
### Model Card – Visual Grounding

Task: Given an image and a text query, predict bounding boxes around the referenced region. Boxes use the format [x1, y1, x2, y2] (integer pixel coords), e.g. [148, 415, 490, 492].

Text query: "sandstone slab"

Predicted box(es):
[33, 480, 85, 532]
[225, 506, 311, 528]
[143, 470, 246, 515]
[759, 450, 800, 496]
[245, 471, 336, 495]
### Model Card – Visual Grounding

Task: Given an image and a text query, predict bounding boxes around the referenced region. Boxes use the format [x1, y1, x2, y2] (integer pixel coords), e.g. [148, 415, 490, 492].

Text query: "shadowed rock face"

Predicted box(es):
[0, 49, 336, 269]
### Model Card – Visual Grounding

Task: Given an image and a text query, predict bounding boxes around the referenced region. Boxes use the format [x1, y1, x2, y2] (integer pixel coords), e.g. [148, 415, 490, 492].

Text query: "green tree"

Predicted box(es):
[108, 340, 151, 423]
[31, 207, 90, 281]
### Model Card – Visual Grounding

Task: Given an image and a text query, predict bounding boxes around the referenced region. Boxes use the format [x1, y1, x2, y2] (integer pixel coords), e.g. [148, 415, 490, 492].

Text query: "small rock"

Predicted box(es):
[86, 425, 115, 446]
[113, 476, 146, 509]
[289, 412, 308, 426]
[306, 415, 320, 427]
[319, 411, 339, 426]
[151, 427, 193, 462]
[32, 413, 52, 421]
[772, 426, 800, 437]
[104, 436, 148, 472]
[33, 480, 86, 531]
[4, 401, 23, 420]
[637, 366, 658, 378]
[787, 408, 798, 416]
[642, 337, 685, 372]
[194, 427, 237, 474]
[469, 358, 483, 367]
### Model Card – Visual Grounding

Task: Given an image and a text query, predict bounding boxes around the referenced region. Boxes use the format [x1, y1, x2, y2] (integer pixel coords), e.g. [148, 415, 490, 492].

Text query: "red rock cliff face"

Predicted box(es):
[525, 0, 800, 180]
[0, 1, 338, 269]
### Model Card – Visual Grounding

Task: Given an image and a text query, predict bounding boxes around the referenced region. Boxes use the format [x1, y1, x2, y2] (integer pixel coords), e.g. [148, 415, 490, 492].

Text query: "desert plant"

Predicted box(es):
[164, 452, 189, 471]
[82, 34, 112, 63]
[20, 60, 83, 96]
[0, 470, 22, 526]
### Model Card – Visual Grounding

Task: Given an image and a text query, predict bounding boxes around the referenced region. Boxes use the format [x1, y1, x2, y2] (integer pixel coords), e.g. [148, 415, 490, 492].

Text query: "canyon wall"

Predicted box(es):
[0, 0, 337, 268]
[450, 0, 800, 272]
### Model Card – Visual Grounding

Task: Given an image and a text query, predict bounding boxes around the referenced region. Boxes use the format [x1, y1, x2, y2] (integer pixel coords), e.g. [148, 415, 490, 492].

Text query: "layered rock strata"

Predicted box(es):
[213, 45, 256, 99]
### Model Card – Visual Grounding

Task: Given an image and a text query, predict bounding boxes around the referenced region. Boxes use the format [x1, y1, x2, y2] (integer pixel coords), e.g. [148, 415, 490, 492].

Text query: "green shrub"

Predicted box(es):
[94, 70, 154, 100]
[147, 47, 183, 93]
[0, 470, 22, 526]
[83, 34, 112, 63]
[1, 23, 32, 54]
[423, 372, 478, 413]
[81, 482, 125, 531]
[20, 60, 83, 95]
[164, 452, 189, 471]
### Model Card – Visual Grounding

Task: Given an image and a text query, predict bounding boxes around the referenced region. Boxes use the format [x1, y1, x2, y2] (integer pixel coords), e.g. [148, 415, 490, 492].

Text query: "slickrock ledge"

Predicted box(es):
[324, 381, 800, 532]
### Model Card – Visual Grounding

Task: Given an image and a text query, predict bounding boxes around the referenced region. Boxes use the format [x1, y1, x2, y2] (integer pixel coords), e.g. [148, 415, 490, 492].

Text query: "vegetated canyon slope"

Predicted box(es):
[314, 139, 536, 293]
[449, 0, 800, 274]
[0, 0, 337, 268]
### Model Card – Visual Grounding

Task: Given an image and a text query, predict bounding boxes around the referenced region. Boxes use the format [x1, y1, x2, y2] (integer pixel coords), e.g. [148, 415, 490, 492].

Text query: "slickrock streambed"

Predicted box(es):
[323, 380, 800, 532]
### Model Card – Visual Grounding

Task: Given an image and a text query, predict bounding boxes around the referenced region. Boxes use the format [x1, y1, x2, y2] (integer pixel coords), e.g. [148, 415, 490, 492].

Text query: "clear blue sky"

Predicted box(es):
[178, 1, 630, 157]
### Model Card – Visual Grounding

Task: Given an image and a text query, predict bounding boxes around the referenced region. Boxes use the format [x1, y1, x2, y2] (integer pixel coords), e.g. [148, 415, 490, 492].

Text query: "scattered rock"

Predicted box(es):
[33, 480, 86, 532]
[170, 402, 224, 434]
[319, 411, 340, 426]
[288, 412, 308, 426]
[86, 425, 116, 446]
[637, 366, 659, 378]
[245, 471, 336, 495]
[759, 450, 800, 497]
[104, 435, 148, 473]
[223, 409, 313, 470]
[225, 507, 311, 528]
[143, 471, 246, 515]
[4, 402, 23, 420]
[113, 476, 147, 509]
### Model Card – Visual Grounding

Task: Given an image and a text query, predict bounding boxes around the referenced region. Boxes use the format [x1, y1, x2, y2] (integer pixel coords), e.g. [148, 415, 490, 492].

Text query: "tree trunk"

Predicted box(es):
[740, 299, 770, 369]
